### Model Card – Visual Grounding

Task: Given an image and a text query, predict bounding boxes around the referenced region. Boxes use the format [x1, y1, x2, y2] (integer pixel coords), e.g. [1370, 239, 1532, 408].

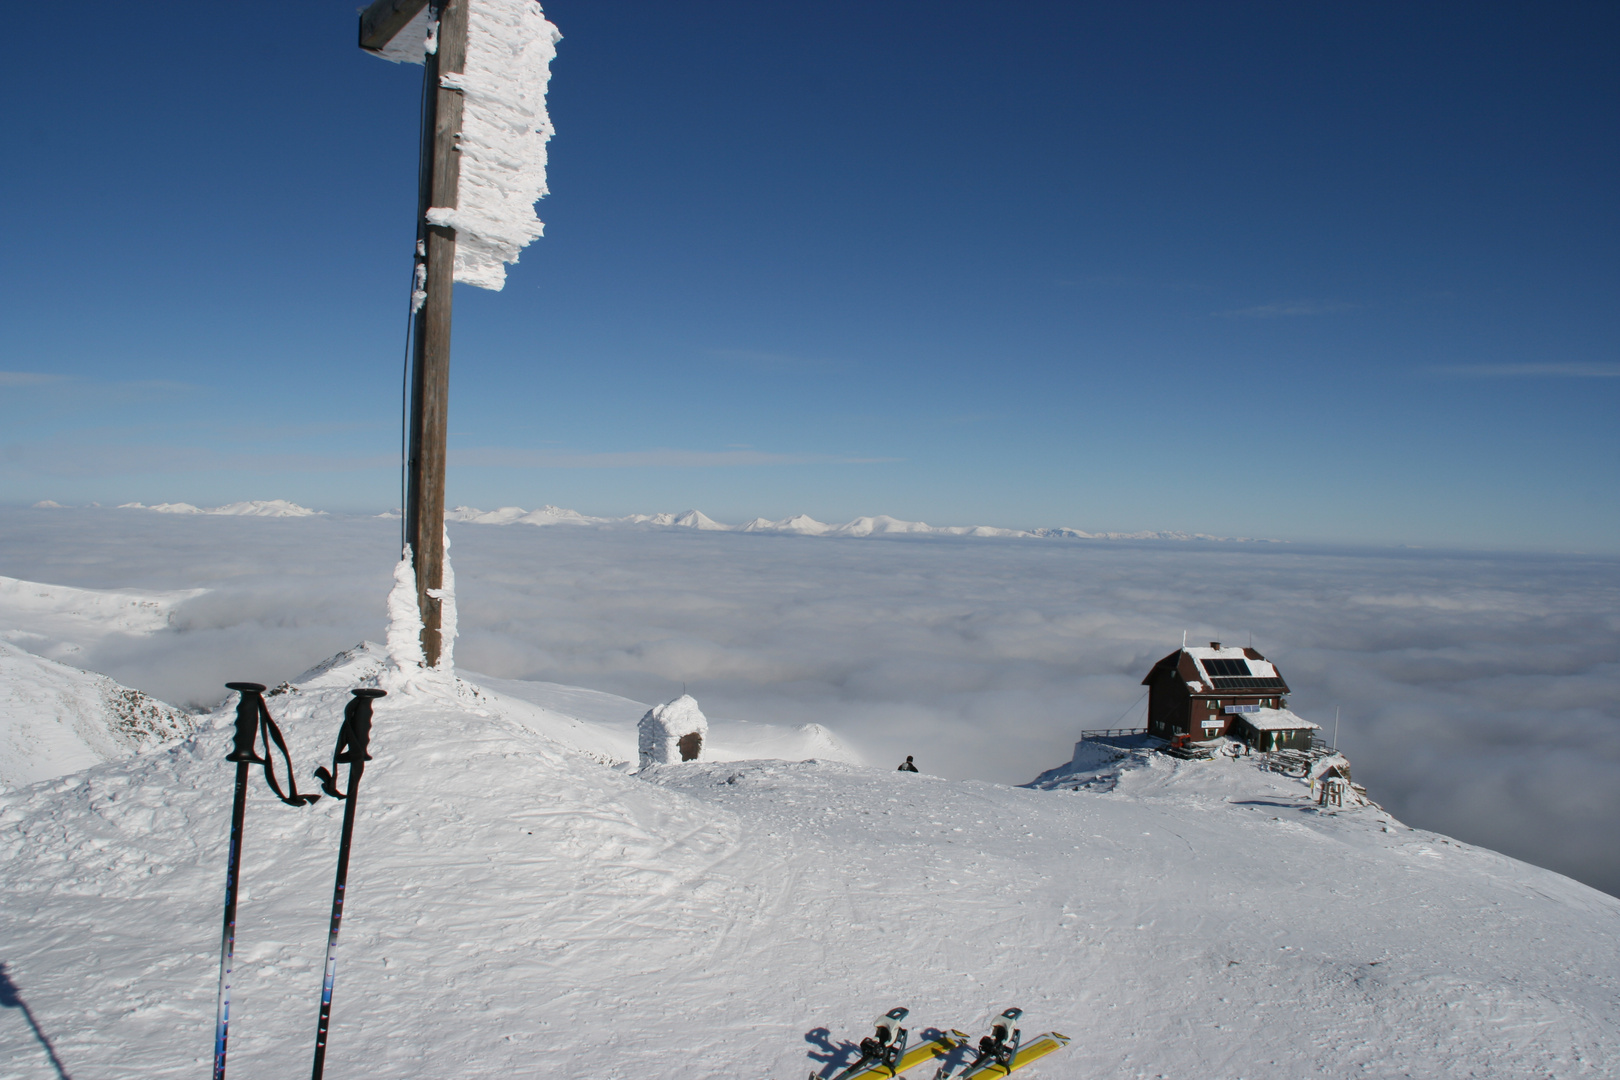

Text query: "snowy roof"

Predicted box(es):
[1143, 644, 1290, 692]
[1234, 707, 1319, 732]
[1183, 646, 1281, 680]
[640, 694, 709, 739]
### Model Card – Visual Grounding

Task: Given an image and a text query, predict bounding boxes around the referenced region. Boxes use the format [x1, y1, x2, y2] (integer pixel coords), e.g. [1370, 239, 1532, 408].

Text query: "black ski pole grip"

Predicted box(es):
[224, 683, 267, 762]
[316, 689, 385, 800]
[340, 689, 386, 764]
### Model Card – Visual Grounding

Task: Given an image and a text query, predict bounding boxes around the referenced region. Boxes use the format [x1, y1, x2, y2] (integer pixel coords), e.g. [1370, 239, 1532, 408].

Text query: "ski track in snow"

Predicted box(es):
[0, 647, 1615, 1079]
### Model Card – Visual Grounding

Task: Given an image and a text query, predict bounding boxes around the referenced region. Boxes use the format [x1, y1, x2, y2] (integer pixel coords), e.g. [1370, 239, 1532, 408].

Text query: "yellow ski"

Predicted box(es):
[837, 1030, 969, 1080]
[958, 1033, 1069, 1079]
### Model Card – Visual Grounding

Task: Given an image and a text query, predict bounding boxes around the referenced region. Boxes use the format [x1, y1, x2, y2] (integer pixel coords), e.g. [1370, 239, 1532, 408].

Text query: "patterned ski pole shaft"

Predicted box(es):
[213, 682, 268, 1080]
[310, 688, 385, 1080]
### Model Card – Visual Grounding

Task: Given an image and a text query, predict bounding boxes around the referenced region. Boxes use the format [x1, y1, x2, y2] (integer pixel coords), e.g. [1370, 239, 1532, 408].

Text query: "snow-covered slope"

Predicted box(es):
[0, 648, 1613, 1079]
[0, 640, 196, 787]
[0, 574, 204, 786]
[466, 670, 862, 767]
[0, 566, 854, 775]
[1, 574, 206, 662]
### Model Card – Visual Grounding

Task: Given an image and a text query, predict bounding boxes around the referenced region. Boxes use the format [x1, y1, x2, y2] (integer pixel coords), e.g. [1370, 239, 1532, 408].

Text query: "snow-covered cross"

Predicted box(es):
[357, 0, 560, 665]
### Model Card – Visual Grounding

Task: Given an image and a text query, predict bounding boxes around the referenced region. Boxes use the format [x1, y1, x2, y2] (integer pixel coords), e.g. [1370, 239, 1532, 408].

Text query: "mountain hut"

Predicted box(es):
[1142, 642, 1315, 749]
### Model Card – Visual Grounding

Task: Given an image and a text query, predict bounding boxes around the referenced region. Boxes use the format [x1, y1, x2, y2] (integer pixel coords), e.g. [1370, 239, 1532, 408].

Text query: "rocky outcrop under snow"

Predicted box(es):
[0, 641, 196, 788]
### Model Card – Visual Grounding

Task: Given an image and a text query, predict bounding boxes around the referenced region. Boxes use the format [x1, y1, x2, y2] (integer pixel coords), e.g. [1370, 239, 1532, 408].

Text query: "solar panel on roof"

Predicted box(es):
[1210, 677, 1288, 691]
[1201, 658, 1252, 678]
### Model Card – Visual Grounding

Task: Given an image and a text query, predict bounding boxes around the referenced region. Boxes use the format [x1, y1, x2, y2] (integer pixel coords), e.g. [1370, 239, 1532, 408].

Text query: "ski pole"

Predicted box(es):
[212, 683, 263, 1080]
[213, 682, 321, 1080]
[310, 688, 386, 1080]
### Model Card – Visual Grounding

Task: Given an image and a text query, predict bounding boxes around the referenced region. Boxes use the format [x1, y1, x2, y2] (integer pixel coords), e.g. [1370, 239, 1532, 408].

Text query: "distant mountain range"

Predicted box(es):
[112, 499, 325, 517]
[80, 500, 1282, 541]
[443, 504, 1283, 542]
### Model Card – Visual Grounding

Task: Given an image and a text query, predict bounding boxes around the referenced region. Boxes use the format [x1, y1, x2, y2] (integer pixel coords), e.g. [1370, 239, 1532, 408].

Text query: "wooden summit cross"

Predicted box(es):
[357, 0, 464, 666]
[357, 0, 559, 664]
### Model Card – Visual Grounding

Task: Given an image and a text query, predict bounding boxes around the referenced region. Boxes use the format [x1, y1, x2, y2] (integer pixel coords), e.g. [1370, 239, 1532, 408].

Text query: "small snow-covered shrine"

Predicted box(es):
[638, 694, 709, 768]
[1142, 642, 1319, 750]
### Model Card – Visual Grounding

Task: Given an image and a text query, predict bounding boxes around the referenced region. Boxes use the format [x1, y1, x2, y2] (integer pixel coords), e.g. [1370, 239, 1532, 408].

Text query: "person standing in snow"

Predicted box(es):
[898, 756, 918, 772]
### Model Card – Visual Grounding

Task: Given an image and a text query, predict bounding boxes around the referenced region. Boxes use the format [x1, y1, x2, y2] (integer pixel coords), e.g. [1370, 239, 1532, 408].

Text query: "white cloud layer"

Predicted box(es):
[1, 508, 1616, 898]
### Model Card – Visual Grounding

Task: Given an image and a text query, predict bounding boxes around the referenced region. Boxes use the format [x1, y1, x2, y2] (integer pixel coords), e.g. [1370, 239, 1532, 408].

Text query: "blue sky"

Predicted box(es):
[3, 1, 1616, 550]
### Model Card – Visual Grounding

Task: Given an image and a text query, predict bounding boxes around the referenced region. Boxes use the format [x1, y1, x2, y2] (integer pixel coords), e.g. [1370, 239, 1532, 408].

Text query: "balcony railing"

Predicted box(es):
[1078, 727, 1148, 741]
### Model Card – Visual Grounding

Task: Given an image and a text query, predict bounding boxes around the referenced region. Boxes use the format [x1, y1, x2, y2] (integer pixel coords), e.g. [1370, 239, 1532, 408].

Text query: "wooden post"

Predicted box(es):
[401, 0, 468, 667]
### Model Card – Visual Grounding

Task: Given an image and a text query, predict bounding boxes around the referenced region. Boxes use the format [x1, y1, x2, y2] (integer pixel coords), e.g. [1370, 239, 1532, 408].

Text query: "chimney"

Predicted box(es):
[1210, 641, 1222, 650]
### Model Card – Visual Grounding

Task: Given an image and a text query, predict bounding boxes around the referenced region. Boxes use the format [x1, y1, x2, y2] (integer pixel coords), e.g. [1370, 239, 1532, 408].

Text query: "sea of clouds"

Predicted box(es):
[2, 506, 1616, 898]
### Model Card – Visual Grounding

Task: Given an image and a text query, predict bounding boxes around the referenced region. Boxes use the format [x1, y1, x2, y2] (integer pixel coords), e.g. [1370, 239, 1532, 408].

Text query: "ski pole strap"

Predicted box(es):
[315, 689, 386, 800]
[256, 700, 321, 807]
[224, 682, 320, 806]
